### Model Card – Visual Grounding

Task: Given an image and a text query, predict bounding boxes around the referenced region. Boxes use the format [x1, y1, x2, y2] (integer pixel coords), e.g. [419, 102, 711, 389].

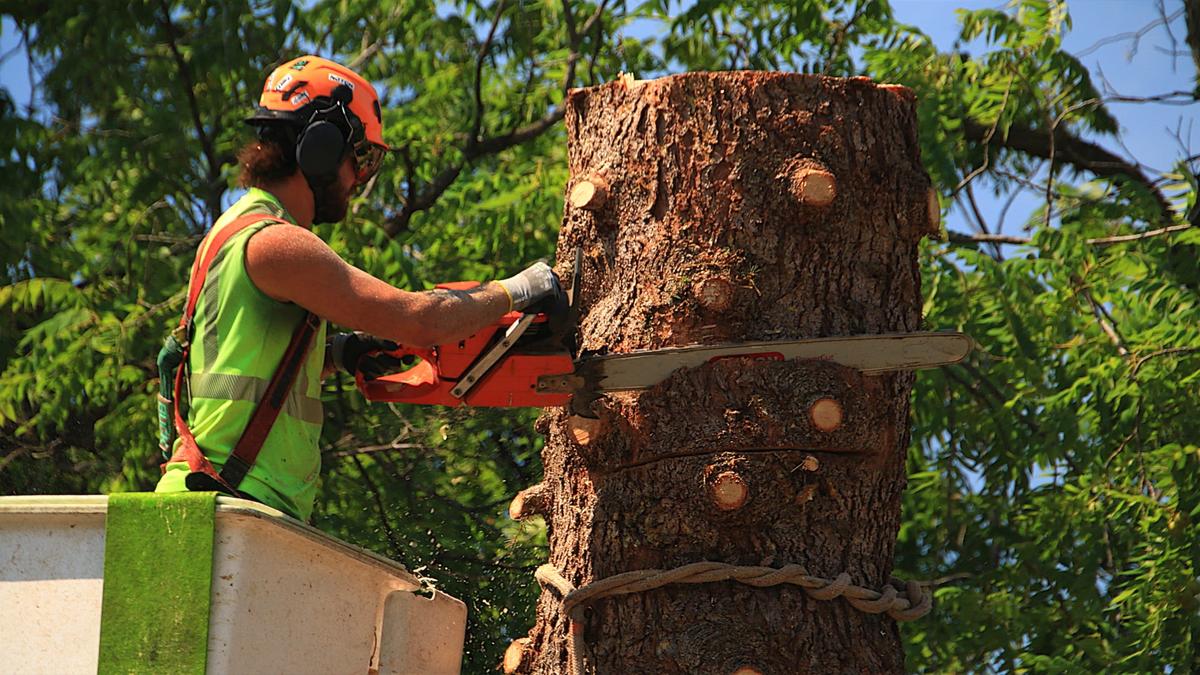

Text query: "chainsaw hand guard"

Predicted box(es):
[354, 345, 440, 396]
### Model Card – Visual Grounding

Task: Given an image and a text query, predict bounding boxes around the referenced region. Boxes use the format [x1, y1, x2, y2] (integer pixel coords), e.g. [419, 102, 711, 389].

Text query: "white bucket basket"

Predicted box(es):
[0, 495, 466, 675]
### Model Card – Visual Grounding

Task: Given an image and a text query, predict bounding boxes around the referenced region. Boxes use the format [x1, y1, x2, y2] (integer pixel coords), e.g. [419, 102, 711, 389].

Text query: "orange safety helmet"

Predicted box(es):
[247, 55, 388, 183]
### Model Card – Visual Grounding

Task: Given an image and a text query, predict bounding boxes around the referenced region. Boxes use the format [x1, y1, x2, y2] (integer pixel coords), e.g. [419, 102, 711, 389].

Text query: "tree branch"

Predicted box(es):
[1103, 90, 1198, 104]
[1074, 277, 1130, 358]
[946, 231, 1033, 246]
[1130, 346, 1200, 376]
[1089, 223, 1193, 246]
[1075, 7, 1183, 58]
[349, 36, 383, 71]
[961, 118, 1175, 223]
[0, 447, 30, 475]
[156, 0, 222, 225]
[351, 454, 403, 553]
[470, 0, 508, 148]
[821, 0, 870, 74]
[946, 223, 1192, 247]
[941, 366, 1016, 459]
[324, 442, 428, 459]
[472, 110, 567, 155]
[954, 77, 1014, 195]
[578, 0, 611, 39]
[380, 0, 598, 238]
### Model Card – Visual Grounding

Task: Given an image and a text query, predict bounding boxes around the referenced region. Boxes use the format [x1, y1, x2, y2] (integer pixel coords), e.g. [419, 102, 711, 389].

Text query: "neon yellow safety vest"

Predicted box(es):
[156, 188, 327, 520]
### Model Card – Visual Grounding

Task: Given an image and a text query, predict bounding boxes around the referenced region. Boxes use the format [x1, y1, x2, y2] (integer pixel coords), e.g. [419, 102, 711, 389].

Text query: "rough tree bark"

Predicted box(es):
[509, 72, 937, 674]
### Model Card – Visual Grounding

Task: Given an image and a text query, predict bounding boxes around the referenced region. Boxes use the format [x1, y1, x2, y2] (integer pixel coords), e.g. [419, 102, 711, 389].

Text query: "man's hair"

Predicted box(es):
[236, 125, 299, 188]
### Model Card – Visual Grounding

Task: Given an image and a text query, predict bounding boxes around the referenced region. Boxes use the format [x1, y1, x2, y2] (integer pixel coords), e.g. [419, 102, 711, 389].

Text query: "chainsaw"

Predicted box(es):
[357, 253, 974, 416]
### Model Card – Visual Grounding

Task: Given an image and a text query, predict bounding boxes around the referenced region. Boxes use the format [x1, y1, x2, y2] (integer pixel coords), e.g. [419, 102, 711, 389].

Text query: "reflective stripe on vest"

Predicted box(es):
[200, 245, 232, 364]
[191, 372, 323, 425]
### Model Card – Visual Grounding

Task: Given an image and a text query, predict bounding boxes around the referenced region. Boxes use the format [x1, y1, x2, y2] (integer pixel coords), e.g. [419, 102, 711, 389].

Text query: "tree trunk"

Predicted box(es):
[514, 72, 936, 674]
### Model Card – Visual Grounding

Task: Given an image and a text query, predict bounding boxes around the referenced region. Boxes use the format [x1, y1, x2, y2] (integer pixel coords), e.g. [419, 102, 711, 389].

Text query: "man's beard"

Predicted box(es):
[310, 174, 351, 224]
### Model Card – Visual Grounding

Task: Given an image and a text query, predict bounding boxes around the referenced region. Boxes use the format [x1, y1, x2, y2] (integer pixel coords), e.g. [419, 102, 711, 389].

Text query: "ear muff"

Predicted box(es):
[295, 119, 347, 178]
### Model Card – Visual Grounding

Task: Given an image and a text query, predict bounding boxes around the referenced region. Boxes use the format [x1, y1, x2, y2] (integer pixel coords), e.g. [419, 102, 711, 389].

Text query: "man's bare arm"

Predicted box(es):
[245, 224, 511, 348]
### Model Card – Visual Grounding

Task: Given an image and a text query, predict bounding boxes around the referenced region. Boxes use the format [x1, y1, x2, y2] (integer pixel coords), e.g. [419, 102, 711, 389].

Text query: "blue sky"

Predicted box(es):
[1, 2, 1195, 236]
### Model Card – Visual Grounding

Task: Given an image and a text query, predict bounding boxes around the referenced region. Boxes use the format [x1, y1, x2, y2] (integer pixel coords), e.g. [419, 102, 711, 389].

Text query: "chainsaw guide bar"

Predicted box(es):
[536, 331, 974, 395]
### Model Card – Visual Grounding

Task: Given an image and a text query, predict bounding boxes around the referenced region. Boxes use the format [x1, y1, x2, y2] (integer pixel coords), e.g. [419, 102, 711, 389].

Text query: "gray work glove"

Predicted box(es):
[327, 332, 408, 380]
[497, 261, 562, 312]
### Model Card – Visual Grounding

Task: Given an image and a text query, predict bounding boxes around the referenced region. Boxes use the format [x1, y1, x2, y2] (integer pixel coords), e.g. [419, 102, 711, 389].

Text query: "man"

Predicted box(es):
[156, 55, 560, 521]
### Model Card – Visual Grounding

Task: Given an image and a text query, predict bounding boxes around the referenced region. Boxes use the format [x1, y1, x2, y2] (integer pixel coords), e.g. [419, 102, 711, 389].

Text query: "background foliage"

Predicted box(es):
[2, 0, 1198, 670]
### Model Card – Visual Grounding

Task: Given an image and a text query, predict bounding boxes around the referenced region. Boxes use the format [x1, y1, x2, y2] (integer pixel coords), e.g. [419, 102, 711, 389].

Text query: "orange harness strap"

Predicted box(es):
[164, 214, 319, 496]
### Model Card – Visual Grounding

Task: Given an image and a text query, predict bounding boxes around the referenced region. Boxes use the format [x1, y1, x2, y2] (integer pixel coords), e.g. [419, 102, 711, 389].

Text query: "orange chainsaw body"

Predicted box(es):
[355, 282, 575, 408]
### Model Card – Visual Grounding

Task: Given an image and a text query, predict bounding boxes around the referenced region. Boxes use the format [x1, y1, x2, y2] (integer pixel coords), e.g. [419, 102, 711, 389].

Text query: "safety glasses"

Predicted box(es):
[352, 141, 386, 185]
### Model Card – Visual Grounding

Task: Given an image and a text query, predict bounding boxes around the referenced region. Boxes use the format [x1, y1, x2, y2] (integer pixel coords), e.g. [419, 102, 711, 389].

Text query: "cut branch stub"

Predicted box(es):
[568, 414, 605, 446]
[509, 483, 551, 521]
[693, 277, 736, 313]
[709, 470, 749, 511]
[808, 397, 844, 433]
[926, 187, 941, 236]
[569, 175, 609, 211]
[787, 163, 837, 207]
[617, 71, 643, 89]
[731, 667, 764, 675]
[503, 637, 533, 674]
